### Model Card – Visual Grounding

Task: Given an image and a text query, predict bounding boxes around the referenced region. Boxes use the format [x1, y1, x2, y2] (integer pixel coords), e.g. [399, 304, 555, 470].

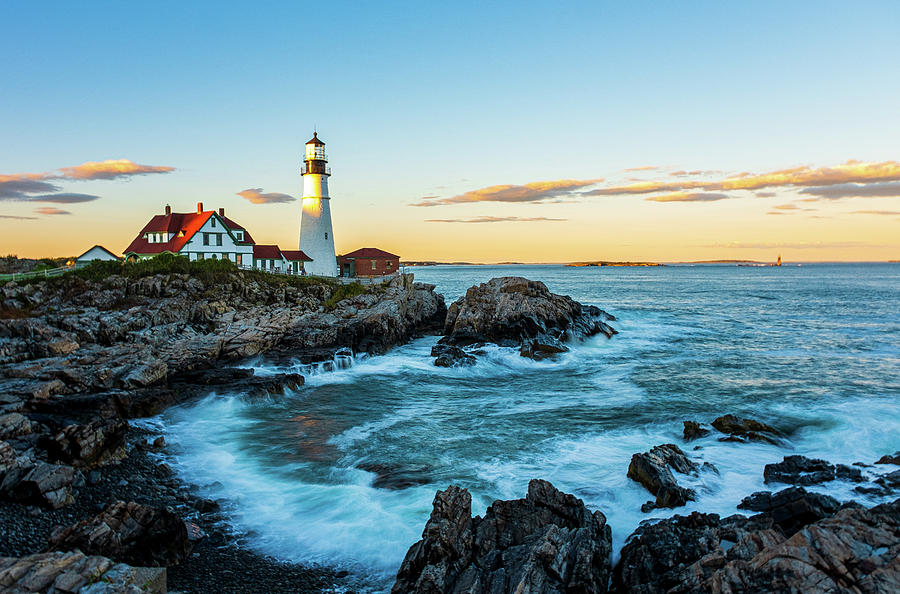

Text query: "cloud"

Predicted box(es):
[58, 159, 175, 180]
[851, 210, 900, 215]
[646, 192, 730, 202]
[237, 188, 296, 204]
[584, 160, 900, 197]
[624, 165, 659, 172]
[425, 216, 568, 223]
[797, 181, 900, 199]
[0, 214, 37, 220]
[35, 207, 71, 215]
[29, 193, 100, 203]
[0, 177, 61, 200]
[773, 204, 800, 210]
[756, 191, 776, 197]
[412, 179, 602, 206]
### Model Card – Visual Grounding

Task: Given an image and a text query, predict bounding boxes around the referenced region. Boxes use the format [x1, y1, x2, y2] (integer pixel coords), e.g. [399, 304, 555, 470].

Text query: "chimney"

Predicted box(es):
[197, 202, 203, 213]
[165, 204, 171, 216]
[219, 207, 225, 217]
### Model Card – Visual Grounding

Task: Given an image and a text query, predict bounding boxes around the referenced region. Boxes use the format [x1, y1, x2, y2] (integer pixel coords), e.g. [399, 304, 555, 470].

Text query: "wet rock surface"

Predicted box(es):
[682, 420, 710, 441]
[627, 444, 702, 511]
[0, 550, 166, 593]
[765, 454, 863, 486]
[737, 486, 841, 535]
[392, 479, 612, 593]
[710, 413, 781, 444]
[437, 277, 615, 362]
[48, 500, 191, 567]
[430, 343, 476, 368]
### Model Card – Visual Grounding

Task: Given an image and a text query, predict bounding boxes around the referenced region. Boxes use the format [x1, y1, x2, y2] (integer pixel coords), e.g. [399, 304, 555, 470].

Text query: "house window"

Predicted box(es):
[211, 218, 216, 228]
[222, 253, 228, 261]
[386, 260, 392, 268]
[203, 233, 210, 246]
[197, 253, 204, 261]
[216, 234, 222, 246]
[371, 260, 377, 270]
[236, 254, 242, 266]
[236, 231, 243, 241]
[270, 259, 276, 268]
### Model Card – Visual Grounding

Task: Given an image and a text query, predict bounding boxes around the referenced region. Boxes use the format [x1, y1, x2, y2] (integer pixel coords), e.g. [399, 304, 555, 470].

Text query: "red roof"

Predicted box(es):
[223, 216, 255, 244]
[124, 211, 213, 255]
[253, 244, 283, 259]
[339, 247, 400, 259]
[281, 250, 313, 262]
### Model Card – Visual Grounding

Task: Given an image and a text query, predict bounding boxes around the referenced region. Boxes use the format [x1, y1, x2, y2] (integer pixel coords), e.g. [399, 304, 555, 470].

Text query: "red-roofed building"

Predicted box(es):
[252, 246, 313, 273]
[338, 247, 400, 278]
[124, 203, 255, 265]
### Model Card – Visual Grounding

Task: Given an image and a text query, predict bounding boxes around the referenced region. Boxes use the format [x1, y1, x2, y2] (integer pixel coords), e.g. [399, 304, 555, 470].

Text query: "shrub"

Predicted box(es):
[324, 282, 368, 309]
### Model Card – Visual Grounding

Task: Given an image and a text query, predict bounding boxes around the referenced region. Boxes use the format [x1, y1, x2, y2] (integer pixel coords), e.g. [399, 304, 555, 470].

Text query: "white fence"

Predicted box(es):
[0, 265, 73, 282]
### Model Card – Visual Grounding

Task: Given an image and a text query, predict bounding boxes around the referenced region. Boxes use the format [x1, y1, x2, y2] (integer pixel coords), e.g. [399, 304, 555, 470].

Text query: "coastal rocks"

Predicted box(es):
[764, 454, 862, 486]
[43, 419, 128, 468]
[682, 420, 710, 441]
[627, 444, 701, 511]
[356, 462, 433, 490]
[876, 451, 900, 465]
[711, 413, 781, 444]
[392, 479, 612, 593]
[48, 500, 191, 567]
[691, 499, 900, 593]
[2, 461, 77, 509]
[437, 277, 615, 362]
[0, 550, 166, 593]
[737, 486, 841, 535]
[613, 511, 779, 593]
[0, 413, 32, 440]
[430, 344, 475, 368]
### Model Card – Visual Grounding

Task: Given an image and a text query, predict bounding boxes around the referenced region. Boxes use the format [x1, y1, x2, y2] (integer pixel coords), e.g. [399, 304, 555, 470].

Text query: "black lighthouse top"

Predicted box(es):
[302, 132, 329, 175]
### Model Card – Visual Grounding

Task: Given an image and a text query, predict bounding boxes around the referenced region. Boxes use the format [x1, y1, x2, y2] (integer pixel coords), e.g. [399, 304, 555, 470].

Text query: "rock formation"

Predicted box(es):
[627, 444, 702, 511]
[764, 454, 862, 486]
[0, 550, 166, 593]
[436, 277, 615, 362]
[392, 479, 612, 593]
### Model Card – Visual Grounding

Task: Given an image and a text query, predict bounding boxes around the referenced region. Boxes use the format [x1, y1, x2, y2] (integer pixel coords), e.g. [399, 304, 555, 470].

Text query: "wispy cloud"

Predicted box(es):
[412, 179, 602, 207]
[425, 216, 567, 223]
[0, 214, 38, 220]
[29, 193, 100, 204]
[773, 203, 800, 210]
[645, 192, 730, 202]
[35, 207, 71, 215]
[0, 177, 61, 200]
[797, 181, 900, 199]
[755, 191, 776, 197]
[58, 159, 175, 180]
[237, 188, 296, 204]
[624, 165, 659, 172]
[850, 209, 900, 216]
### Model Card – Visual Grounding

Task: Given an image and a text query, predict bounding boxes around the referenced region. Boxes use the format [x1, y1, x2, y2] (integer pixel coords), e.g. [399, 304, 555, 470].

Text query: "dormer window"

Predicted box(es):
[211, 218, 217, 228]
[235, 231, 243, 241]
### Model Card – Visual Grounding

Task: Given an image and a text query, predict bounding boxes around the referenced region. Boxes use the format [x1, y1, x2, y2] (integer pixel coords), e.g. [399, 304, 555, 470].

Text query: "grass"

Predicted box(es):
[324, 282, 368, 310]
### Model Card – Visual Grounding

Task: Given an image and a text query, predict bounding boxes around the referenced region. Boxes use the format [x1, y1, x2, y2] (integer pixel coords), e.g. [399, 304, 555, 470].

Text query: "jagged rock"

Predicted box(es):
[2, 462, 76, 509]
[431, 344, 476, 368]
[613, 511, 780, 593]
[0, 550, 165, 593]
[683, 420, 710, 440]
[692, 498, 900, 593]
[876, 451, 900, 465]
[438, 277, 615, 361]
[48, 500, 191, 567]
[711, 414, 780, 444]
[0, 412, 32, 439]
[43, 419, 128, 468]
[627, 444, 700, 510]
[738, 486, 841, 535]
[877, 470, 900, 489]
[764, 455, 863, 486]
[392, 479, 612, 593]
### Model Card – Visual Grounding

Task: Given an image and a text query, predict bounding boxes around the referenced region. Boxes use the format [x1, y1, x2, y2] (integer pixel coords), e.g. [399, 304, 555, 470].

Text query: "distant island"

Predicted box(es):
[566, 261, 662, 267]
[681, 259, 766, 264]
[402, 261, 483, 266]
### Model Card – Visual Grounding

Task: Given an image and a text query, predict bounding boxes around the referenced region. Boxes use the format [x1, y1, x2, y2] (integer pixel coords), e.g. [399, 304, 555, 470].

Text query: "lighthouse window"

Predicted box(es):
[324, 233, 328, 240]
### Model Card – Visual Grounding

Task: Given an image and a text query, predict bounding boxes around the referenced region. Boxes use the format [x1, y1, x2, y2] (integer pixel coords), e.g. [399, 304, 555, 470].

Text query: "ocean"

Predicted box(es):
[149, 263, 900, 587]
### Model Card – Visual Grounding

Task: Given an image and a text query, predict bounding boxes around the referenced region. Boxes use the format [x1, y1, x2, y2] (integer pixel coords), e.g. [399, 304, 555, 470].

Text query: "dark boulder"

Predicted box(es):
[627, 444, 700, 511]
[356, 462, 432, 490]
[876, 451, 900, 465]
[683, 420, 710, 441]
[438, 277, 615, 361]
[48, 500, 191, 566]
[42, 419, 127, 468]
[711, 414, 780, 444]
[2, 461, 76, 509]
[431, 344, 476, 368]
[0, 412, 32, 440]
[738, 486, 841, 535]
[764, 455, 863, 486]
[392, 479, 612, 593]
[613, 511, 780, 594]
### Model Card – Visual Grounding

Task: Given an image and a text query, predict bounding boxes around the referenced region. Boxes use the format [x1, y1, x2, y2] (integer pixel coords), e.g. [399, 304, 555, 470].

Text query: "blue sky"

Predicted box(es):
[2, 1, 899, 260]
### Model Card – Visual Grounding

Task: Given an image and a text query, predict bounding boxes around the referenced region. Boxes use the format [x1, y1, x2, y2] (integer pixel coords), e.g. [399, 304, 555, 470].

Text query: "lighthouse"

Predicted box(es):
[298, 132, 338, 276]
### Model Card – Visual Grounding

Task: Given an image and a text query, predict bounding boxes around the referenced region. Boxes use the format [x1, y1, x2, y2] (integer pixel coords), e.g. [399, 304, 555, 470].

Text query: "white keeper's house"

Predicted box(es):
[123, 203, 312, 273]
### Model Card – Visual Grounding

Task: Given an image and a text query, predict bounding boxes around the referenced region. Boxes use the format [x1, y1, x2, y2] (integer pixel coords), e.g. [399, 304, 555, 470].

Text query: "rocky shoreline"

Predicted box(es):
[2, 268, 898, 592]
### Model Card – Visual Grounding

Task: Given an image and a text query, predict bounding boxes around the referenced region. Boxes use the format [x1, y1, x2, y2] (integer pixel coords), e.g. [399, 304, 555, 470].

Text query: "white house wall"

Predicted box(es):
[179, 214, 253, 264]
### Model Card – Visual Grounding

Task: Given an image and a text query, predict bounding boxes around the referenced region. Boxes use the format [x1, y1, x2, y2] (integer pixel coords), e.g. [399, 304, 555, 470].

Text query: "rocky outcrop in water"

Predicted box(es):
[627, 444, 703, 511]
[711, 414, 781, 444]
[0, 550, 166, 593]
[48, 500, 191, 567]
[436, 277, 615, 362]
[392, 479, 612, 593]
[764, 454, 862, 485]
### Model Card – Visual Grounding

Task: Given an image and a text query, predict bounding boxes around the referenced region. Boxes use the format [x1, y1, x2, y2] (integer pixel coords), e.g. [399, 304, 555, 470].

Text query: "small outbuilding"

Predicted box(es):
[75, 245, 121, 269]
[338, 248, 400, 278]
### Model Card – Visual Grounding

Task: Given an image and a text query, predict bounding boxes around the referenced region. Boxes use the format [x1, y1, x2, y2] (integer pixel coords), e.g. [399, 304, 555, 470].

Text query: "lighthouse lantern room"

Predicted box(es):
[298, 132, 338, 276]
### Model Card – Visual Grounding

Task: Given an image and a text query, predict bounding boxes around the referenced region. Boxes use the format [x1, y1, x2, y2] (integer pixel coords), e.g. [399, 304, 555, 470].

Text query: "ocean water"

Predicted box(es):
[156, 263, 900, 587]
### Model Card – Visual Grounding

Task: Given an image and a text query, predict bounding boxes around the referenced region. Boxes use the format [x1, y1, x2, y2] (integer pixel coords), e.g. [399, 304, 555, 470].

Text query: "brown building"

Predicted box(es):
[338, 247, 400, 278]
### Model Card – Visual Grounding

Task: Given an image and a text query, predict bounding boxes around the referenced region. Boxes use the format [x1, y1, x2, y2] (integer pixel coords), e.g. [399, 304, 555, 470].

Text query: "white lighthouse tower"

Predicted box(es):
[298, 132, 338, 276]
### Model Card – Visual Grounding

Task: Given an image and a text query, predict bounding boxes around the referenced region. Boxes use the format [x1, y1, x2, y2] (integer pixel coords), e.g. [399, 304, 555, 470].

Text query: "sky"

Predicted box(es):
[2, 1, 899, 262]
